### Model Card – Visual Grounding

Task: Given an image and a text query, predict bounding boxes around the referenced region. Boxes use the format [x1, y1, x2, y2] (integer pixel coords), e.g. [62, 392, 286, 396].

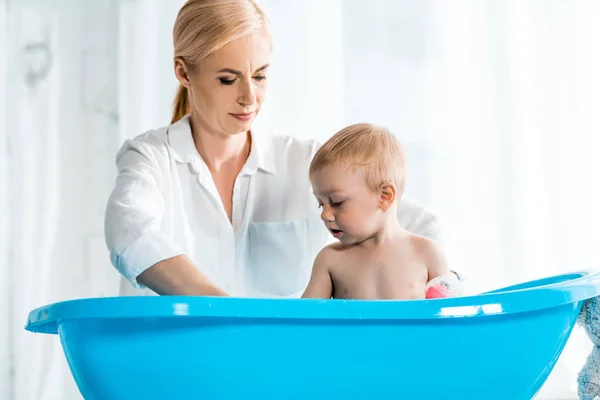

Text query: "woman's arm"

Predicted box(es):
[105, 137, 227, 296]
[137, 255, 228, 296]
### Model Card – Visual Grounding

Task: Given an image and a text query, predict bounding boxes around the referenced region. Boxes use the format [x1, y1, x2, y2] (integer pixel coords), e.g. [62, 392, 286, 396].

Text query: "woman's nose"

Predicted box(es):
[237, 80, 256, 106]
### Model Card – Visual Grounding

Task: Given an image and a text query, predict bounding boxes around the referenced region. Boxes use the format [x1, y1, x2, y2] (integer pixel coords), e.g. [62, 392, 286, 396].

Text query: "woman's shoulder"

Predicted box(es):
[262, 132, 321, 163]
[115, 125, 171, 162]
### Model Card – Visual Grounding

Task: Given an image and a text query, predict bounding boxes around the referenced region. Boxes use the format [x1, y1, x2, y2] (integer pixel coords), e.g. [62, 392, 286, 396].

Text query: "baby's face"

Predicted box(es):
[311, 164, 382, 244]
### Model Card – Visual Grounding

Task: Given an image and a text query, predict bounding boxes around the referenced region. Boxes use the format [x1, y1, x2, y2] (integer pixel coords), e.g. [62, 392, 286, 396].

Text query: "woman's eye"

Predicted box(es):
[219, 78, 236, 85]
[253, 75, 267, 81]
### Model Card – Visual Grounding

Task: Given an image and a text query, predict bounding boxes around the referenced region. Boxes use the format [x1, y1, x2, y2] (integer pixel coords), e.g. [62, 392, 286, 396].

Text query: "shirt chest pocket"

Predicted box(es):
[247, 218, 324, 297]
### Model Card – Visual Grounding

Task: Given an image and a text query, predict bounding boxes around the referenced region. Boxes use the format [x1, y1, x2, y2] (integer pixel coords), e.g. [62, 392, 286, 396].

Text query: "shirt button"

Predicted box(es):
[233, 220, 241, 232]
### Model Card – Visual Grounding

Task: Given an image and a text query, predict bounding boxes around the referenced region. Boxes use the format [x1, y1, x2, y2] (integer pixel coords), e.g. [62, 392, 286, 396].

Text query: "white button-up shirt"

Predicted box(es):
[105, 115, 442, 298]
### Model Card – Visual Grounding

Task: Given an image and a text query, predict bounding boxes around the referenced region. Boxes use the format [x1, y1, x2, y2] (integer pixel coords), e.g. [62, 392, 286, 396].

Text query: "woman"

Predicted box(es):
[104, 0, 443, 298]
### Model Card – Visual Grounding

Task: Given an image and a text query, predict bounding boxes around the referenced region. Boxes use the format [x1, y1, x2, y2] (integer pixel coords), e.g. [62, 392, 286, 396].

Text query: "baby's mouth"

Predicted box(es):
[330, 228, 343, 238]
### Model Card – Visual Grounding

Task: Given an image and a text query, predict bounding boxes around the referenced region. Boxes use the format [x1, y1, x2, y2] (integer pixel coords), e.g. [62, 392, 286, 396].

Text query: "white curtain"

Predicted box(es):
[4, 1, 124, 399]
[0, 1, 10, 397]
[3, 0, 599, 399]
[7, 6, 68, 400]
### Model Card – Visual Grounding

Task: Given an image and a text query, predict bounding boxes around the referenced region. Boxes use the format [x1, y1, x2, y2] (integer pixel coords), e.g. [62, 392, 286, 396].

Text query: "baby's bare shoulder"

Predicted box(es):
[319, 242, 345, 259]
[407, 234, 441, 254]
[406, 234, 449, 277]
[315, 243, 350, 268]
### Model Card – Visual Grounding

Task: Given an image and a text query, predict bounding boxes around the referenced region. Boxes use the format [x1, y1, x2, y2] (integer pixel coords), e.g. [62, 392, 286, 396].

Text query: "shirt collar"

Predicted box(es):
[167, 114, 276, 175]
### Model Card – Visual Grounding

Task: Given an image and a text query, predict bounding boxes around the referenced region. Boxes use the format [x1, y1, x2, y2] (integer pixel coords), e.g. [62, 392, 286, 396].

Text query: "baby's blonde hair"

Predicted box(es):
[310, 123, 406, 193]
[171, 0, 271, 124]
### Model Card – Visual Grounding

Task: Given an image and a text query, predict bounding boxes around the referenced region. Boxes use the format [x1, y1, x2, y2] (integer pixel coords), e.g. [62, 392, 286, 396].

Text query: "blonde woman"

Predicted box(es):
[104, 0, 445, 298]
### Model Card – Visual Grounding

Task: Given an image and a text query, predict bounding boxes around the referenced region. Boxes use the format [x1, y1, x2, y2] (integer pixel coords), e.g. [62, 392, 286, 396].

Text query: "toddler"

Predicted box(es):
[302, 123, 460, 300]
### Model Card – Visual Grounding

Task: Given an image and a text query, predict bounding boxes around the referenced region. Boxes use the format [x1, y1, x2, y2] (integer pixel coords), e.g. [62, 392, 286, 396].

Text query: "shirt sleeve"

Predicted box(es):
[396, 195, 444, 244]
[104, 138, 184, 288]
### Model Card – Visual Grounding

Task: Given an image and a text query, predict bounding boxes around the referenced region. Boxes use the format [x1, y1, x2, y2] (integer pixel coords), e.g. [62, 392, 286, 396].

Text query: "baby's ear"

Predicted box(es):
[378, 182, 396, 211]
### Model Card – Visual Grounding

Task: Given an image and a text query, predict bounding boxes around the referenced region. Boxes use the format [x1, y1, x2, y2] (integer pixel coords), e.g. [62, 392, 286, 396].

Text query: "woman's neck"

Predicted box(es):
[189, 116, 251, 174]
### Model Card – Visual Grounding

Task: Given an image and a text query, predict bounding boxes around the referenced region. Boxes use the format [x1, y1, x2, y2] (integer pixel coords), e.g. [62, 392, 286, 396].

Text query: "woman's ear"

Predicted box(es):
[174, 57, 191, 88]
[378, 182, 397, 211]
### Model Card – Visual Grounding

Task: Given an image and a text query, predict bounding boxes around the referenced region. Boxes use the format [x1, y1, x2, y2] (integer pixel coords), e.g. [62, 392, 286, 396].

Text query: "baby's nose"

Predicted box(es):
[320, 208, 334, 222]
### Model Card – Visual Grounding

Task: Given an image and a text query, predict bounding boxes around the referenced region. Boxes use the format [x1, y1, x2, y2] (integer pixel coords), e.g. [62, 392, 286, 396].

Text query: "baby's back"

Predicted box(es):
[328, 234, 430, 300]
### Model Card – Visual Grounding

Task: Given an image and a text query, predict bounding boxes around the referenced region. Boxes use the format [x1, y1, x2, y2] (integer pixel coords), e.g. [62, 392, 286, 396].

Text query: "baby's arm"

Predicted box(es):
[423, 238, 451, 282]
[420, 237, 465, 298]
[302, 249, 334, 299]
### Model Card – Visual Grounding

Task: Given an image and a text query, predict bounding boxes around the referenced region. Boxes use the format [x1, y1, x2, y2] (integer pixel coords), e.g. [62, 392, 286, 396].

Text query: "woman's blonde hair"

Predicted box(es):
[171, 0, 270, 123]
[310, 123, 406, 193]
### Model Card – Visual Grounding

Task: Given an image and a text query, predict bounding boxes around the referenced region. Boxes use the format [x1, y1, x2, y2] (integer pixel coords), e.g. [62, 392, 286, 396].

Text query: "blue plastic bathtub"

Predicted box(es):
[25, 270, 600, 400]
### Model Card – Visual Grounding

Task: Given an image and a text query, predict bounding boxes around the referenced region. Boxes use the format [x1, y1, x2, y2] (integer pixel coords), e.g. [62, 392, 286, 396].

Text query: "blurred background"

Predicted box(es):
[1, 0, 600, 398]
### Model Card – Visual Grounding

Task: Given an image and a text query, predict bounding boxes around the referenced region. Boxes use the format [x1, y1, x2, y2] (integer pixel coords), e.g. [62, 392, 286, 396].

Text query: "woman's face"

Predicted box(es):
[175, 31, 271, 136]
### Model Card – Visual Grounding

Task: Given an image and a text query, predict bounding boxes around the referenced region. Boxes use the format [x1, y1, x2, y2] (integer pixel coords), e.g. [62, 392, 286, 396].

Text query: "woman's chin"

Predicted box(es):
[226, 120, 254, 134]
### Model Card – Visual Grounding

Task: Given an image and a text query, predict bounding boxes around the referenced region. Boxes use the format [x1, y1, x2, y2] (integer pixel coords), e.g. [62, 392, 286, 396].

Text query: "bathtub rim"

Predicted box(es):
[25, 269, 600, 334]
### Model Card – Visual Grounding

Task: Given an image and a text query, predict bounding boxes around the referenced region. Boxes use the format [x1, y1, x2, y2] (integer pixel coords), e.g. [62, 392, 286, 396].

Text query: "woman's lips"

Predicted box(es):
[230, 112, 254, 121]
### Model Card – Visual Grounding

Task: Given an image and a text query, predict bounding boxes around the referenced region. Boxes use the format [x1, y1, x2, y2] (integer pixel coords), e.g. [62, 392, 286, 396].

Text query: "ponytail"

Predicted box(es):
[171, 84, 189, 124]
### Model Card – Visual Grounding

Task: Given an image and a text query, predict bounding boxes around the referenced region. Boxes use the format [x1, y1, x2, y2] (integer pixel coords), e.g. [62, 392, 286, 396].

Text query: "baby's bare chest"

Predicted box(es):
[330, 247, 428, 300]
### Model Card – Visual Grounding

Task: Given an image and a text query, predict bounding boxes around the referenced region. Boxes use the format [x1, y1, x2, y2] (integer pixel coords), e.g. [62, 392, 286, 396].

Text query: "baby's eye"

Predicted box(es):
[331, 201, 344, 208]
